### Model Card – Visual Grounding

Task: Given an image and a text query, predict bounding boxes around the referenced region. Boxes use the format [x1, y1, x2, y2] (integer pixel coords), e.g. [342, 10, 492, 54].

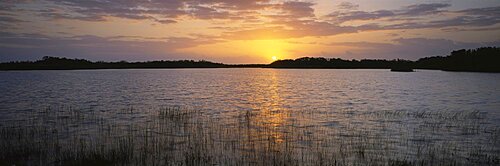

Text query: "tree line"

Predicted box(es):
[1, 47, 499, 72]
[269, 47, 499, 72]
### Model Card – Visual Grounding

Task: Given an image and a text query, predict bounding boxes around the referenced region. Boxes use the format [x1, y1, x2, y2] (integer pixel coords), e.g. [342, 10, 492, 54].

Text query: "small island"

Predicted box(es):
[390, 66, 414, 72]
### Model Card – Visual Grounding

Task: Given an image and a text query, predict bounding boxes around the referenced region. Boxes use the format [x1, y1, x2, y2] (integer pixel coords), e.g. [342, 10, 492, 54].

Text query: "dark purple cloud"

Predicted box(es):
[280, 1, 315, 18]
[337, 2, 359, 10]
[328, 10, 395, 23]
[402, 3, 451, 15]
[0, 32, 220, 62]
[34, 0, 279, 23]
[328, 38, 500, 60]
[327, 3, 500, 32]
[327, 3, 450, 23]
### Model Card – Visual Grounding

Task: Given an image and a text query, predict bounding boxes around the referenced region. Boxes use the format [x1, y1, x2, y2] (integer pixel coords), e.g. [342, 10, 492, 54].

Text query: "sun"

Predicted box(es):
[272, 56, 278, 61]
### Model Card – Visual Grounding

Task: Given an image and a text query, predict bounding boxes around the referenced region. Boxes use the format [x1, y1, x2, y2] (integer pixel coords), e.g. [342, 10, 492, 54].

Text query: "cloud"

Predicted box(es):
[441, 26, 500, 32]
[0, 3, 27, 28]
[401, 3, 450, 15]
[223, 20, 358, 40]
[328, 3, 450, 23]
[5, 1, 497, 39]
[382, 10, 500, 30]
[1, 1, 499, 62]
[337, 2, 359, 10]
[188, 6, 235, 20]
[0, 32, 220, 62]
[2, 0, 321, 25]
[0, 15, 25, 23]
[328, 38, 500, 60]
[328, 10, 395, 23]
[35, 0, 186, 22]
[280, 1, 315, 18]
[25, 0, 281, 23]
[154, 19, 178, 24]
[327, 3, 500, 32]
[460, 6, 500, 16]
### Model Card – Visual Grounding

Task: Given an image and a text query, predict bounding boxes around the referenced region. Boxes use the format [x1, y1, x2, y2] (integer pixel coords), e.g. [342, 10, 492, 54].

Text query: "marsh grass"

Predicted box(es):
[0, 106, 498, 165]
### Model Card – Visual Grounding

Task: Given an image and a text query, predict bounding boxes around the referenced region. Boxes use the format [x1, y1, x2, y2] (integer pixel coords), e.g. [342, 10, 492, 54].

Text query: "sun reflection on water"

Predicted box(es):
[246, 70, 289, 145]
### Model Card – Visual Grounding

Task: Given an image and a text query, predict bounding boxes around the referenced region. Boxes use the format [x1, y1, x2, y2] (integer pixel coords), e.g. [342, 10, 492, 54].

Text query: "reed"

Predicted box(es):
[0, 106, 498, 165]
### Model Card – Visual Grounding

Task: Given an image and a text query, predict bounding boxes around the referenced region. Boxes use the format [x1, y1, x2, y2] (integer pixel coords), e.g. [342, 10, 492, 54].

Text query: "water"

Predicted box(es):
[1, 69, 499, 113]
[0, 69, 499, 165]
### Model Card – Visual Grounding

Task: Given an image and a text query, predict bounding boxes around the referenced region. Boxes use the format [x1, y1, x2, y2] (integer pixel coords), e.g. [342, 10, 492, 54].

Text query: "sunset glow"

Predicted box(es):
[0, 0, 499, 63]
[272, 56, 278, 61]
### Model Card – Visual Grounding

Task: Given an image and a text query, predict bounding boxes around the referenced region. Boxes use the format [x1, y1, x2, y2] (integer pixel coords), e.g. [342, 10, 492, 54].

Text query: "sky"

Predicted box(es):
[0, 0, 499, 64]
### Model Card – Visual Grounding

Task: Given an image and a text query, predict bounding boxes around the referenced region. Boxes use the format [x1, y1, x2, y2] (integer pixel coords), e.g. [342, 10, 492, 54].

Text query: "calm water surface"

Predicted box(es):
[1, 69, 499, 114]
[0, 69, 499, 165]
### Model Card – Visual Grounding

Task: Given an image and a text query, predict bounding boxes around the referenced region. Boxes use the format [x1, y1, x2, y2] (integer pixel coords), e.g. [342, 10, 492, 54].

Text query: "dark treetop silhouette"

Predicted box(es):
[1, 47, 499, 72]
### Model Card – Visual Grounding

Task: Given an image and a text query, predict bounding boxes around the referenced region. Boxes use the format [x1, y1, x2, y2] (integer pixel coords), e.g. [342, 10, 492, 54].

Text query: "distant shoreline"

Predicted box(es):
[1, 47, 499, 73]
[3, 68, 500, 74]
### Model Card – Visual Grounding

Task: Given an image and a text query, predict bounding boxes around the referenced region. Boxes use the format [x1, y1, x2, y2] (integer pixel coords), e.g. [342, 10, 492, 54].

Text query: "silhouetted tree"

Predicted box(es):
[416, 47, 500, 72]
[1, 47, 498, 72]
